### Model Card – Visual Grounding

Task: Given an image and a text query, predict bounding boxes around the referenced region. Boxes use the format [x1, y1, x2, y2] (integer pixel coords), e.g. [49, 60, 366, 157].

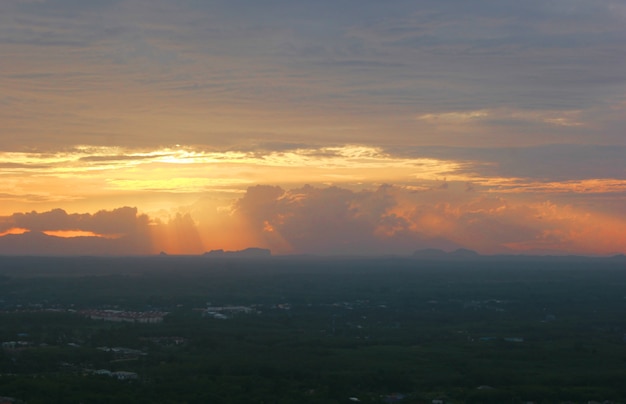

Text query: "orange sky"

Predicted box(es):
[1, 1, 625, 256]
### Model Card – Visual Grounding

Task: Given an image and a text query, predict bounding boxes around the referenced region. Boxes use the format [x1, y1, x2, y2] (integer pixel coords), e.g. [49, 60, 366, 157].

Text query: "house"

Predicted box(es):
[1, 341, 16, 349]
[112, 371, 138, 380]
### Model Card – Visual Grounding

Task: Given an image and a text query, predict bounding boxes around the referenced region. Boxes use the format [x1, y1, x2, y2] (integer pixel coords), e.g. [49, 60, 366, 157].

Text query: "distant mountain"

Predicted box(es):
[203, 248, 271, 258]
[448, 248, 480, 258]
[411, 248, 448, 258]
[412, 248, 480, 259]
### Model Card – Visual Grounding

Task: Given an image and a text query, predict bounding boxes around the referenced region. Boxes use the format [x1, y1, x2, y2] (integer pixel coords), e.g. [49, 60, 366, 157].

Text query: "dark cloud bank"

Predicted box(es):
[0, 207, 152, 255]
[3, 184, 622, 256]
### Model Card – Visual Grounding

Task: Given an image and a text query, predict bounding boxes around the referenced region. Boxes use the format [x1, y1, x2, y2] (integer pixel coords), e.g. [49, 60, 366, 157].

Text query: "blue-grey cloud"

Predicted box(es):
[1, 0, 625, 150]
[389, 144, 626, 181]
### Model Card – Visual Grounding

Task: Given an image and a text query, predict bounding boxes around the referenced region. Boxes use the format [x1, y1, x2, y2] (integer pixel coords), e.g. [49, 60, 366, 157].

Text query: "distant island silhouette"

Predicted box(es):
[203, 248, 272, 258]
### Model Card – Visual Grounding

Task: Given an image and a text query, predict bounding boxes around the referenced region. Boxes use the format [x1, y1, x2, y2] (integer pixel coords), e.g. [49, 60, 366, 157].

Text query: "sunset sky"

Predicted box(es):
[1, 0, 625, 256]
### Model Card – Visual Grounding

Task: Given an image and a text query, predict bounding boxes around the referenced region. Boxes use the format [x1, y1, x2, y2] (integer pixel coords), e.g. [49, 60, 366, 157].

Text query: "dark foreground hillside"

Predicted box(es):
[0, 255, 625, 403]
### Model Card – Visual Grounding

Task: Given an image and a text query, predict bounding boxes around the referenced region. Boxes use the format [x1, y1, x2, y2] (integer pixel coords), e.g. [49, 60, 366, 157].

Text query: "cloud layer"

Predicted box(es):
[5, 184, 623, 256]
[2, 0, 625, 150]
[220, 185, 626, 256]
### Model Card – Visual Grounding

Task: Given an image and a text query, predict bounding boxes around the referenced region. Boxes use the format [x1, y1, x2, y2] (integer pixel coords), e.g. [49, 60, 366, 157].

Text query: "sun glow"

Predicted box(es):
[43, 230, 121, 239]
[0, 228, 29, 237]
[1, 144, 625, 257]
[2, 144, 625, 221]
[0, 145, 467, 213]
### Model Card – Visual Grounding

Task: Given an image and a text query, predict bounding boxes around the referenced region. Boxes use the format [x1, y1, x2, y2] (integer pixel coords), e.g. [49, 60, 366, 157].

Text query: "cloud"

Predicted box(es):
[416, 110, 489, 122]
[0, 145, 466, 207]
[415, 108, 585, 128]
[0, 205, 215, 255]
[0, 206, 150, 236]
[2, 0, 625, 151]
[218, 184, 626, 256]
[1, 183, 625, 256]
[0, 206, 156, 255]
[228, 184, 427, 255]
[389, 144, 626, 183]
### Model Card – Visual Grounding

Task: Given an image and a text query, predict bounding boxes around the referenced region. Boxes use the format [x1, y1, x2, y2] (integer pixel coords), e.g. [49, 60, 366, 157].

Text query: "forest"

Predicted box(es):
[0, 254, 625, 403]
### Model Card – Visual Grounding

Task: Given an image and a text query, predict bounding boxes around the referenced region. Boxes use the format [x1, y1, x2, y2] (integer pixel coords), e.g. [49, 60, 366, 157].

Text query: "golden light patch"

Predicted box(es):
[416, 110, 489, 122]
[481, 178, 626, 194]
[0, 228, 29, 237]
[415, 108, 584, 127]
[43, 230, 120, 239]
[106, 177, 254, 192]
[0, 145, 466, 202]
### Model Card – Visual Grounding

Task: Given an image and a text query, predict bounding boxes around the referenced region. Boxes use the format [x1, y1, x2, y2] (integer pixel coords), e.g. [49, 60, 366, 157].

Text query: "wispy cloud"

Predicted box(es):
[2, 0, 625, 151]
[415, 108, 584, 128]
[1, 144, 624, 212]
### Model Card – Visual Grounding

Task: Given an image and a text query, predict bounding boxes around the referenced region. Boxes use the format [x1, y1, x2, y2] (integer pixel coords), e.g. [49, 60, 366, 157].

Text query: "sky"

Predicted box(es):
[1, 0, 625, 256]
